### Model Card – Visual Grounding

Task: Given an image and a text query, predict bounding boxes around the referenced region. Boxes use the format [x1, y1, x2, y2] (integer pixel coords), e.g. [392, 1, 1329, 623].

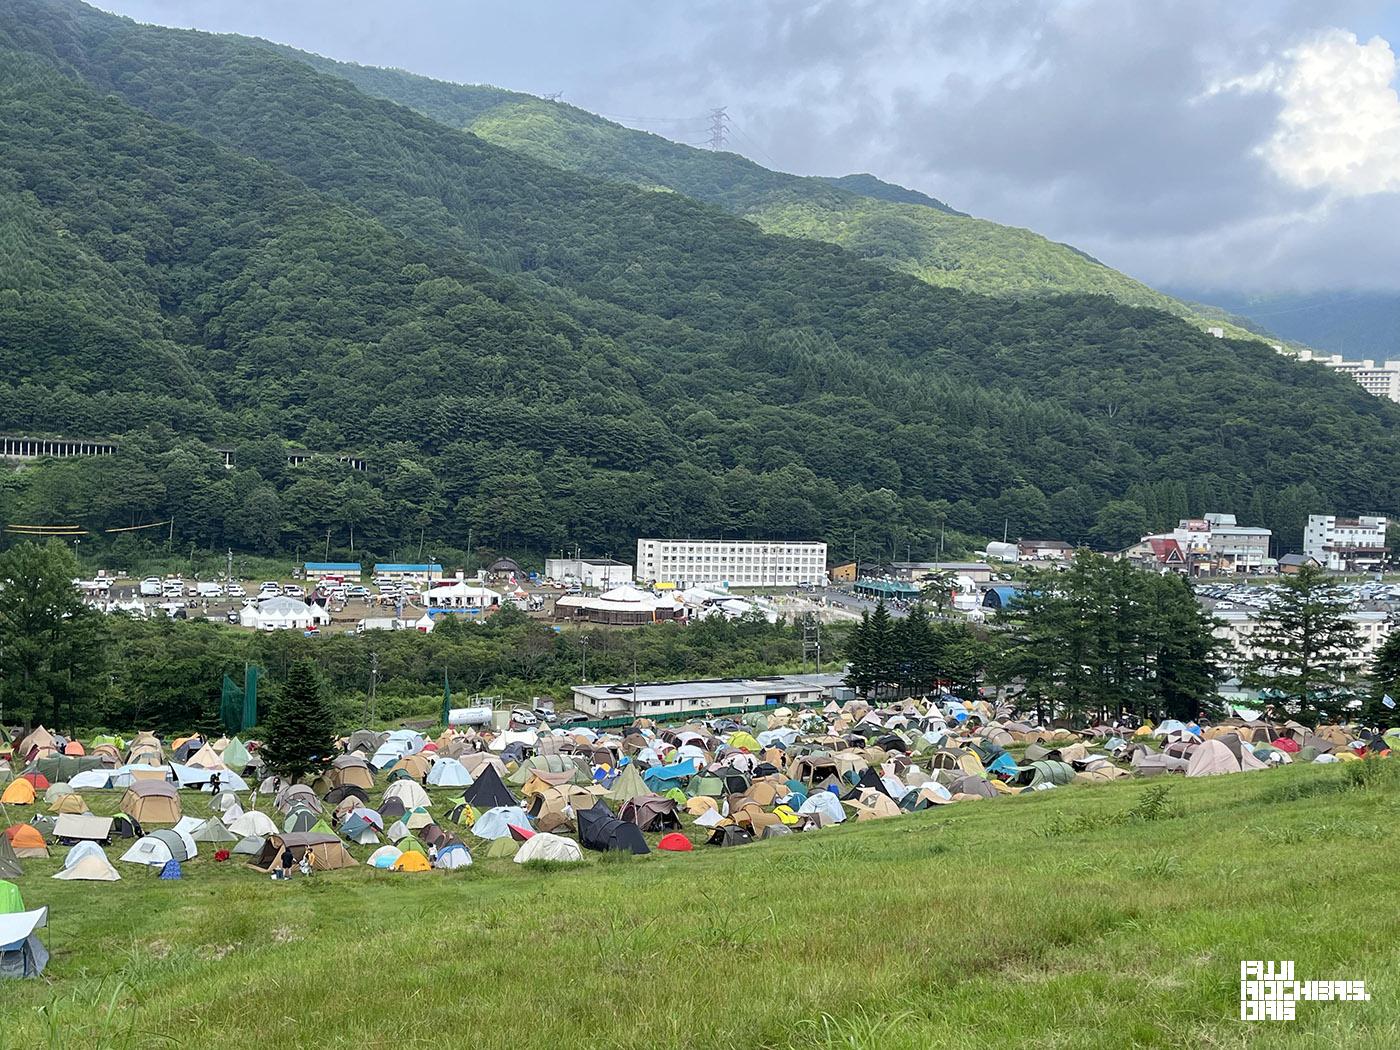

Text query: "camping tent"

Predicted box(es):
[461, 766, 516, 810]
[228, 811, 277, 837]
[0, 838, 21, 879]
[191, 817, 237, 843]
[1, 780, 34, 806]
[5, 826, 48, 859]
[53, 845, 120, 882]
[577, 804, 649, 855]
[382, 781, 431, 811]
[248, 833, 356, 872]
[1186, 738, 1269, 776]
[434, 842, 473, 869]
[0, 907, 48, 978]
[472, 807, 532, 840]
[120, 782, 181, 824]
[513, 832, 583, 863]
[426, 759, 472, 787]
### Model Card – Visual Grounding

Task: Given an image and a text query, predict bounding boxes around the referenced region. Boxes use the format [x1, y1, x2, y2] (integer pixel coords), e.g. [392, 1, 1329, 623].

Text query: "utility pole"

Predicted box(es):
[226, 548, 233, 589]
[707, 106, 729, 150]
[367, 651, 379, 724]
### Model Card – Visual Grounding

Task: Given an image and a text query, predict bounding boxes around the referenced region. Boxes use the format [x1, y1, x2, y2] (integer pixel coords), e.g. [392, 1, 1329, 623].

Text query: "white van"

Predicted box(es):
[139, 576, 163, 597]
[162, 578, 186, 598]
[195, 581, 223, 599]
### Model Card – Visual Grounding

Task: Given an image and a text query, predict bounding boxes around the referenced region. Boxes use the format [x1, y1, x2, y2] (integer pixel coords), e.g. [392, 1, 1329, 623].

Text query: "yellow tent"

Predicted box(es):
[49, 793, 90, 814]
[1, 779, 35, 805]
[391, 850, 431, 872]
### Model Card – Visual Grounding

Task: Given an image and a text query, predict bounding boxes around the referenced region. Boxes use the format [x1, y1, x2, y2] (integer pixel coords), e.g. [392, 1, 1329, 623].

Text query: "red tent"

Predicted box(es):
[20, 772, 50, 789]
[1273, 737, 1301, 754]
[658, 833, 693, 852]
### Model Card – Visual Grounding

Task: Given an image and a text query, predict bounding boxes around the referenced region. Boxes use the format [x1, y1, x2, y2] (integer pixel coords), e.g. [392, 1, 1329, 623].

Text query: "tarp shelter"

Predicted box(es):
[514, 832, 583, 863]
[121, 782, 181, 824]
[577, 804, 649, 855]
[5, 826, 48, 858]
[53, 814, 112, 844]
[249, 833, 356, 872]
[461, 766, 516, 810]
[0, 907, 48, 978]
[53, 845, 120, 882]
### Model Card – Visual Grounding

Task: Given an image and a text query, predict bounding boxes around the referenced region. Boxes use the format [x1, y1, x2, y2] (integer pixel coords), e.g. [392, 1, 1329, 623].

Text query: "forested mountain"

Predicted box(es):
[0, 0, 1397, 568]
[1172, 290, 1400, 360]
[281, 45, 1256, 338]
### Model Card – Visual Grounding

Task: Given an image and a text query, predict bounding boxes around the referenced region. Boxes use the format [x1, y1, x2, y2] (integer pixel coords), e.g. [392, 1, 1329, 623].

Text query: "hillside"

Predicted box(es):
[5, 764, 1398, 1047]
[2, 0, 1399, 567]
[283, 47, 1257, 338]
[1175, 289, 1400, 359]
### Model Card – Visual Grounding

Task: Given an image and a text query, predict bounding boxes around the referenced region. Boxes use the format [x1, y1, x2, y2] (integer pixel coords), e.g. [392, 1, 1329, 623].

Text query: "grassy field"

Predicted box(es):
[3, 762, 1398, 1048]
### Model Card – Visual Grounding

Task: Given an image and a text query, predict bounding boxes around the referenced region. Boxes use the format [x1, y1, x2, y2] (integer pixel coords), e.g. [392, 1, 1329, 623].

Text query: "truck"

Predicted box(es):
[355, 617, 406, 634]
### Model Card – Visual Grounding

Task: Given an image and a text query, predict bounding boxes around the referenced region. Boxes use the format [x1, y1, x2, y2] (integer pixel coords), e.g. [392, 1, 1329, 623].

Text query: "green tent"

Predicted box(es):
[309, 819, 336, 837]
[222, 737, 251, 773]
[483, 836, 519, 859]
[604, 764, 648, 802]
[0, 880, 23, 915]
[398, 835, 427, 855]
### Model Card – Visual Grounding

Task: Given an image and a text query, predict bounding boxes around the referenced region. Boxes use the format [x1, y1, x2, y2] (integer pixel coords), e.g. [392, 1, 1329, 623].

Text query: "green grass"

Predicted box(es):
[4, 763, 1398, 1047]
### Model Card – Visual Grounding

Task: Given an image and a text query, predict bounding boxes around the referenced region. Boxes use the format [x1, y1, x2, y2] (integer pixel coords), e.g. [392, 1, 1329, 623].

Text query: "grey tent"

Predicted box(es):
[0, 907, 48, 978]
[191, 817, 237, 843]
[461, 766, 516, 810]
[232, 834, 265, 855]
[0, 838, 21, 879]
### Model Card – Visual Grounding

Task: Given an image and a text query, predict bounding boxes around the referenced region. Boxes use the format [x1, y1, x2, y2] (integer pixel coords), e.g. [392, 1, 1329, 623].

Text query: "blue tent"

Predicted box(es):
[157, 859, 182, 880]
[642, 759, 697, 793]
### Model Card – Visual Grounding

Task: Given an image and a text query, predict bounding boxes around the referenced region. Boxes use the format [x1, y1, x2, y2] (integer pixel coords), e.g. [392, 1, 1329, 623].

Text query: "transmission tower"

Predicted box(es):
[802, 612, 822, 673]
[707, 106, 729, 150]
[543, 91, 563, 103]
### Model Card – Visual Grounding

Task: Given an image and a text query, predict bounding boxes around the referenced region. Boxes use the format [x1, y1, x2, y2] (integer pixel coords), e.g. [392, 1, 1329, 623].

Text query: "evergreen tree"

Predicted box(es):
[1363, 631, 1400, 728]
[1144, 574, 1225, 721]
[866, 600, 897, 698]
[260, 660, 337, 781]
[1243, 565, 1359, 722]
[845, 611, 875, 697]
[0, 540, 106, 731]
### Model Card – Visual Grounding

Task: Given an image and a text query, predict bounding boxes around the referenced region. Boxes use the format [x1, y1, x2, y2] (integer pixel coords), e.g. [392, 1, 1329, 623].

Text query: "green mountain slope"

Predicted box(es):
[1, 0, 1396, 567]
[283, 47, 1255, 337]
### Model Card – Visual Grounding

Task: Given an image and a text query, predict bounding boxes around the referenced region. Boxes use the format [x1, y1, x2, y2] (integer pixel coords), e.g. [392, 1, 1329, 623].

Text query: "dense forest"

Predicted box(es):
[283, 42, 1248, 332]
[1, 0, 1399, 569]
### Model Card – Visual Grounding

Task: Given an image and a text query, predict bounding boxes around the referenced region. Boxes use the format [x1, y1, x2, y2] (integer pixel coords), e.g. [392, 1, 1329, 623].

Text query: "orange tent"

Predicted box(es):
[5, 824, 48, 857]
[63, 741, 86, 756]
[1, 779, 35, 805]
[391, 850, 431, 872]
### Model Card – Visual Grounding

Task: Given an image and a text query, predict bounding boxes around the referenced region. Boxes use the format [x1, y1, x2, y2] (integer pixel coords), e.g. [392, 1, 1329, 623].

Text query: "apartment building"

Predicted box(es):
[636, 538, 828, 588]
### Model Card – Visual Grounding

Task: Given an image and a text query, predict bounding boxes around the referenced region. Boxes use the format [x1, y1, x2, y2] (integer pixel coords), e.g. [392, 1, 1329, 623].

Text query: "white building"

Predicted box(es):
[544, 556, 634, 589]
[1212, 607, 1391, 675]
[1303, 515, 1389, 571]
[1296, 350, 1400, 403]
[571, 672, 847, 719]
[422, 574, 502, 611]
[636, 538, 828, 588]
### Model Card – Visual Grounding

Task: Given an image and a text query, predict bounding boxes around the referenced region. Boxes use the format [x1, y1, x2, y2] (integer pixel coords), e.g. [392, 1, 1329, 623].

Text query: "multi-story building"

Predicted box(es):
[1303, 515, 1389, 571]
[544, 556, 634, 589]
[636, 538, 828, 589]
[1295, 350, 1400, 403]
[1123, 513, 1271, 574]
[1212, 607, 1391, 675]
[571, 672, 847, 719]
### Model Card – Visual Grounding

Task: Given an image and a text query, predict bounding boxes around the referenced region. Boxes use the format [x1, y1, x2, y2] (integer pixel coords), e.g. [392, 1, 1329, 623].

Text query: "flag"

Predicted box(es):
[242, 664, 263, 730]
[219, 675, 242, 734]
[441, 670, 452, 727]
[1384, 695, 1396, 710]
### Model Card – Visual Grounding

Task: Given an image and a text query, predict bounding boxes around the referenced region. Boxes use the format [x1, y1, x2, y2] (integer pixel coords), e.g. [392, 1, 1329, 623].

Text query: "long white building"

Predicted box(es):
[1303, 515, 1389, 571]
[1212, 606, 1391, 675]
[636, 538, 828, 589]
[1295, 350, 1400, 402]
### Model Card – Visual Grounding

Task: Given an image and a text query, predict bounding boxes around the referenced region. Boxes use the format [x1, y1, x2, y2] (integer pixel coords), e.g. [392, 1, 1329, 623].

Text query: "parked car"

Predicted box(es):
[346, 585, 370, 599]
[195, 581, 224, 599]
[554, 711, 590, 725]
[162, 579, 186, 598]
[139, 576, 163, 597]
[258, 581, 280, 596]
[282, 584, 305, 599]
[509, 707, 539, 727]
[226, 583, 247, 598]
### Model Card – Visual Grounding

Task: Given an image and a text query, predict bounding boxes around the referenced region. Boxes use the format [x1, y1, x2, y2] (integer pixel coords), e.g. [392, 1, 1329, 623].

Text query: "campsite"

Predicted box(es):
[1, 711, 1398, 1047]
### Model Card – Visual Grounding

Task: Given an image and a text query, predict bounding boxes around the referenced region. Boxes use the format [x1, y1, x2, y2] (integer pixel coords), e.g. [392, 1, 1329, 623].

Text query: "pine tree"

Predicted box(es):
[866, 600, 897, 698]
[1243, 565, 1359, 722]
[1363, 631, 1400, 728]
[261, 660, 337, 782]
[845, 612, 875, 697]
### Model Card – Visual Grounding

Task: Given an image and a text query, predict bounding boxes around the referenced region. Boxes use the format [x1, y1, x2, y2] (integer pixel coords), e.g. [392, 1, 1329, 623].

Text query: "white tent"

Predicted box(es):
[53, 845, 120, 881]
[120, 836, 174, 867]
[434, 842, 473, 869]
[513, 832, 582, 863]
[68, 769, 116, 790]
[797, 790, 846, 824]
[367, 845, 402, 869]
[382, 781, 431, 810]
[228, 811, 277, 837]
[239, 596, 328, 631]
[426, 759, 472, 787]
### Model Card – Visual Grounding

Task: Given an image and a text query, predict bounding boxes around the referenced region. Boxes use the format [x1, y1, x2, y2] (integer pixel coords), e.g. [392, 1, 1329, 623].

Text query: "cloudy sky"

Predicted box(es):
[100, 1, 1400, 294]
